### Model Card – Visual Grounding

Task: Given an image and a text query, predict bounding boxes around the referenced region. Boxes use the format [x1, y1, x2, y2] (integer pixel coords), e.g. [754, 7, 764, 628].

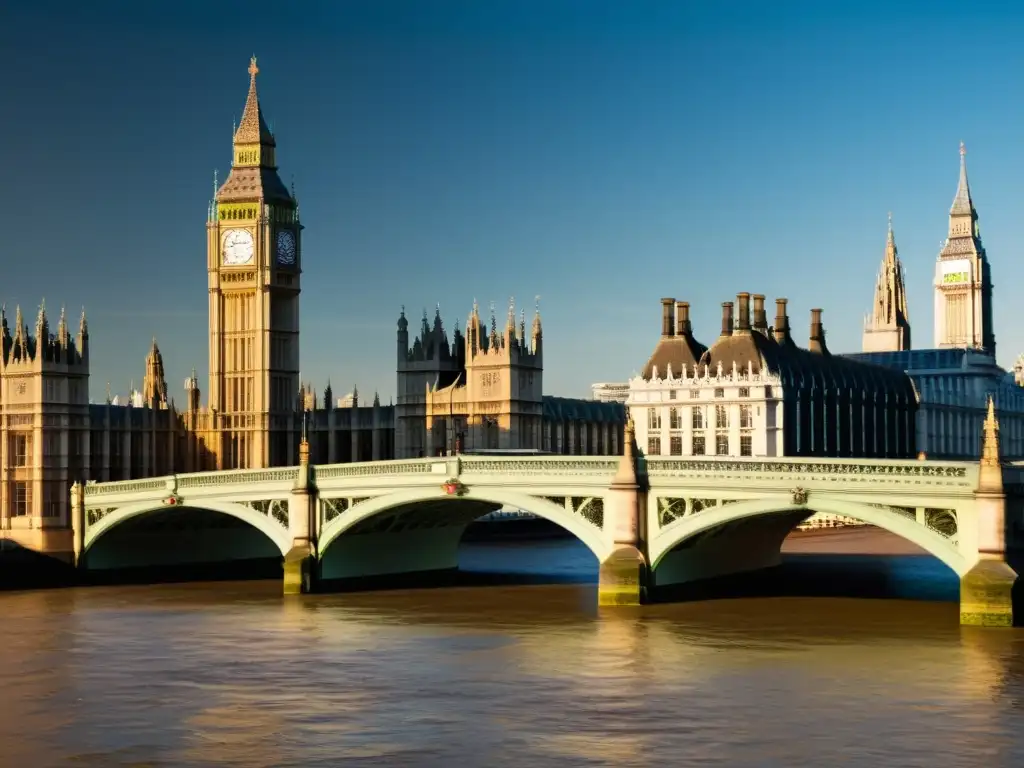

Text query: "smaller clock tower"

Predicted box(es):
[207, 57, 302, 469]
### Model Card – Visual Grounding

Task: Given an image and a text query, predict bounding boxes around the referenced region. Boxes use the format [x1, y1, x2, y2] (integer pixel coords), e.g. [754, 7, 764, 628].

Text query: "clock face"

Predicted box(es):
[222, 229, 254, 266]
[276, 230, 296, 266]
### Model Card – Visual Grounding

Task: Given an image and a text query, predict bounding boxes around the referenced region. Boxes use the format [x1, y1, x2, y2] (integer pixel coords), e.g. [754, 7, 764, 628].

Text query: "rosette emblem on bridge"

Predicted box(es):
[71, 397, 1021, 626]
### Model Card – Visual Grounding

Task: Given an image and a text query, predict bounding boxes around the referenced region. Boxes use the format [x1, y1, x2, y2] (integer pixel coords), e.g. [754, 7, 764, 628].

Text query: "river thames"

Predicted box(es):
[2, 536, 1023, 767]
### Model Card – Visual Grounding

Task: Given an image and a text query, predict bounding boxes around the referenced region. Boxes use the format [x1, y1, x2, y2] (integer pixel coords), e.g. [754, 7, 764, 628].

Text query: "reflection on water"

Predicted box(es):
[1, 540, 1022, 767]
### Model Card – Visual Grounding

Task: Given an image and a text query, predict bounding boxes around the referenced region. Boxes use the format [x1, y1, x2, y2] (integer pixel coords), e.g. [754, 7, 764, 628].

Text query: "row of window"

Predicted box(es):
[2, 433, 82, 466]
[656, 386, 773, 401]
[647, 432, 754, 457]
[648, 405, 754, 431]
[7, 481, 62, 518]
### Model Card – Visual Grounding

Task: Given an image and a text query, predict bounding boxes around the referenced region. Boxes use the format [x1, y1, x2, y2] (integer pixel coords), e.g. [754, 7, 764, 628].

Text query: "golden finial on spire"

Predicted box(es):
[248, 55, 259, 79]
[960, 140, 966, 157]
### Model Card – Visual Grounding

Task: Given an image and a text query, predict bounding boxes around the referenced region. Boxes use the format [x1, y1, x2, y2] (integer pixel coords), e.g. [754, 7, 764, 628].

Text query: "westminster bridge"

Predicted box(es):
[54, 414, 1024, 627]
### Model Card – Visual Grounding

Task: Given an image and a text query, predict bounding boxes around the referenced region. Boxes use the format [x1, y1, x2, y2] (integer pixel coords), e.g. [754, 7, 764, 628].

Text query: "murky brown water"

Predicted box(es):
[2, 542, 1023, 767]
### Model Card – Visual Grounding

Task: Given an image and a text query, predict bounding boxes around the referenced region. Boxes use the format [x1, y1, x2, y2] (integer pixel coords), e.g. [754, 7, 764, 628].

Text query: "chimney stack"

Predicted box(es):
[752, 294, 767, 333]
[774, 298, 790, 344]
[661, 298, 675, 338]
[809, 308, 829, 354]
[736, 292, 751, 332]
[720, 302, 734, 337]
[675, 301, 691, 336]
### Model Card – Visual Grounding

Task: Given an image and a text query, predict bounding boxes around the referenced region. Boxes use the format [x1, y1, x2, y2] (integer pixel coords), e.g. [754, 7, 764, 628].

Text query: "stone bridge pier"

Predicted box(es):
[958, 399, 1018, 627]
[597, 422, 649, 606]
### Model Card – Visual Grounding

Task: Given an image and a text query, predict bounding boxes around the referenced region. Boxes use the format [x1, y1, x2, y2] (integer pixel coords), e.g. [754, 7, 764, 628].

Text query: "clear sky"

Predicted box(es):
[2, 0, 1023, 404]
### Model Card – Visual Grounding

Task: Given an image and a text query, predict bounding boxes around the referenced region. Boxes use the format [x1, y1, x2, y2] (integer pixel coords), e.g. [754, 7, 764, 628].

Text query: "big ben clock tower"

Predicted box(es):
[207, 57, 301, 469]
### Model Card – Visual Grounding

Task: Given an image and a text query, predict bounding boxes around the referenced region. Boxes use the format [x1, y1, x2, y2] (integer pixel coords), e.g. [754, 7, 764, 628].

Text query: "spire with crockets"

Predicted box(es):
[234, 55, 276, 150]
[863, 212, 911, 351]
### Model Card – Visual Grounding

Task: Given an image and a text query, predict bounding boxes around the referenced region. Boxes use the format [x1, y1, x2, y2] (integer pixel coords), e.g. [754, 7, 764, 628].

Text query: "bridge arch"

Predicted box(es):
[318, 487, 611, 565]
[650, 496, 970, 577]
[84, 500, 292, 558]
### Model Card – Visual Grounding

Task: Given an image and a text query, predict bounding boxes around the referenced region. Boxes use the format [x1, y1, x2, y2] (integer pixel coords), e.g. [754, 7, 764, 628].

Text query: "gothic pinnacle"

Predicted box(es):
[950, 140, 974, 215]
[234, 55, 274, 147]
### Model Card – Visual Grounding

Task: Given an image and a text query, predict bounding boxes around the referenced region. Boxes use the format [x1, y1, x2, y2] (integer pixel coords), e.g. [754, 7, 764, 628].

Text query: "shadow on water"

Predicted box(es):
[657, 552, 960, 605]
[0, 544, 76, 590]
[0, 518, 965, 617]
[1, 530, 964, 610]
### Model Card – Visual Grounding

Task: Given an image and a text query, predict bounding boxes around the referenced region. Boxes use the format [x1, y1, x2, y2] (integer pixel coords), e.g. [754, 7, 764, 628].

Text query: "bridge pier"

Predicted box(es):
[960, 559, 1017, 627]
[960, 397, 1018, 627]
[70, 481, 85, 568]
[283, 437, 318, 595]
[598, 418, 650, 606]
[283, 543, 317, 595]
[599, 545, 648, 606]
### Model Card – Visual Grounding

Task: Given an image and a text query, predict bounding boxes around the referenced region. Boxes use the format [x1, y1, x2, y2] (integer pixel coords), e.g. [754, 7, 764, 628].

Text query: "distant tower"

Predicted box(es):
[862, 214, 911, 352]
[933, 142, 995, 354]
[462, 297, 544, 451]
[142, 338, 169, 408]
[184, 367, 201, 413]
[395, 306, 465, 458]
[207, 56, 302, 469]
[0, 302, 90, 530]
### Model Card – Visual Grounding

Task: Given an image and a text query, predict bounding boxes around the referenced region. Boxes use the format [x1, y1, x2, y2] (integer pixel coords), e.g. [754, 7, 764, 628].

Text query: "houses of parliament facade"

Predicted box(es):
[0, 59, 625, 554]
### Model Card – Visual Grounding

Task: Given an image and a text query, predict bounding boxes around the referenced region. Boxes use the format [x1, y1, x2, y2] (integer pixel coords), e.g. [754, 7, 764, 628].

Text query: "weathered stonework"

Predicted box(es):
[960, 559, 1017, 627]
[598, 545, 648, 607]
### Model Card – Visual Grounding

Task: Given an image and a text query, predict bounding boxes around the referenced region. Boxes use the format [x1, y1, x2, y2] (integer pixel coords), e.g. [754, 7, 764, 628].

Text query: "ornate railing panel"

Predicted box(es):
[243, 499, 289, 528]
[459, 457, 619, 477]
[83, 478, 168, 498]
[314, 459, 436, 480]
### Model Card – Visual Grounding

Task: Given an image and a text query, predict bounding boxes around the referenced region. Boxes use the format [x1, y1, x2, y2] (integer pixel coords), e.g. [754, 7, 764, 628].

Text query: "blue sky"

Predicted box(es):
[2, 1, 1024, 403]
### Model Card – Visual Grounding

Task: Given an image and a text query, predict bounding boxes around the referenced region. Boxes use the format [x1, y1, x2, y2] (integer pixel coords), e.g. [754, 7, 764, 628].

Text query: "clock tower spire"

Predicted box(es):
[932, 142, 994, 354]
[207, 57, 302, 470]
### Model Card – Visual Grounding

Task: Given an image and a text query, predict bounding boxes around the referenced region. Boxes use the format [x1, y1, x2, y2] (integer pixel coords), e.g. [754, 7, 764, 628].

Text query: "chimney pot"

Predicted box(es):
[752, 294, 767, 332]
[736, 292, 751, 332]
[675, 301, 691, 335]
[809, 308, 828, 354]
[774, 298, 790, 344]
[661, 298, 675, 338]
[721, 302, 734, 336]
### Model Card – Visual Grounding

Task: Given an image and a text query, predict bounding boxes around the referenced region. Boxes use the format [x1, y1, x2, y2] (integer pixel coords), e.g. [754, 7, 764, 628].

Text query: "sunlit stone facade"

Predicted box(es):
[629, 295, 917, 459]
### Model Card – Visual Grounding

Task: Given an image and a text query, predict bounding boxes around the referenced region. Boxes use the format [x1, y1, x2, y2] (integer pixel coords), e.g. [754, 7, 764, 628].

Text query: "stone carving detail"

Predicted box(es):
[83, 478, 166, 498]
[869, 503, 916, 521]
[179, 468, 297, 489]
[315, 460, 434, 480]
[85, 507, 117, 527]
[532, 496, 603, 529]
[83, 469, 300, 500]
[576, 498, 604, 528]
[792, 487, 807, 505]
[244, 499, 289, 527]
[645, 457, 969, 481]
[863, 504, 958, 540]
[321, 497, 350, 522]
[924, 508, 958, 538]
[462, 458, 619, 476]
[690, 498, 716, 515]
[658, 497, 687, 527]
